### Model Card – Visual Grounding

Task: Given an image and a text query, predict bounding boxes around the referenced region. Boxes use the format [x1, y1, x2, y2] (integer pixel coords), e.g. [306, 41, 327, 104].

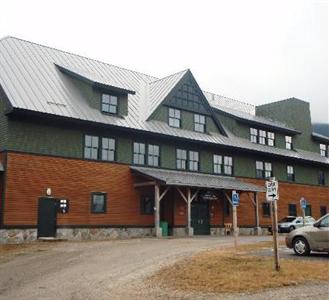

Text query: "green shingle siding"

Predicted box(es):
[256, 99, 319, 153]
[69, 75, 128, 117]
[161, 144, 176, 169]
[151, 105, 220, 134]
[116, 137, 132, 163]
[234, 156, 256, 178]
[200, 151, 213, 173]
[7, 119, 83, 158]
[151, 105, 167, 122]
[2, 112, 328, 187]
[0, 97, 9, 150]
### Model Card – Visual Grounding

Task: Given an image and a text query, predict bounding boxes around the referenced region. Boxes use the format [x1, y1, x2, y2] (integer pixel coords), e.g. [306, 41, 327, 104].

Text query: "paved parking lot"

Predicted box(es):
[0, 236, 328, 300]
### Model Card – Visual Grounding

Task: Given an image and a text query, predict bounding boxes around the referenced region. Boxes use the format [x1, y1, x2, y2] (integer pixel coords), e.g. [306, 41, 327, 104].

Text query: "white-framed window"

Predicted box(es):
[223, 156, 233, 175]
[287, 165, 295, 181]
[285, 136, 292, 150]
[267, 132, 275, 147]
[320, 144, 327, 157]
[168, 108, 181, 128]
[213, 154, 222, 174]
[148, 144, 160, 167]
[176, 149, 187, 169]
[256, 161, 264, 178]
[91, 192, 107, 213]
[259, 130, 266, 145]
[188, 151, 199, 171]
[101, 138, 115, 161]
[250, 128, 258, 143]
[264, 162, 272, 179]
[133, 142, 146, 165]
[194, 114, 206, 133]
[84, 135, 99, 160]
[101, 94, 118, 114]
[256, 161, 272, 179]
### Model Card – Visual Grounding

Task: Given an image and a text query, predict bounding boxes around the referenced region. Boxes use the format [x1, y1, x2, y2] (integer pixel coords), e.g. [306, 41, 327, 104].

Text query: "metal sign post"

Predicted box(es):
[266, 178, 280, 271]
[232, 191, 240, 249]
[300, 197, 307, 226]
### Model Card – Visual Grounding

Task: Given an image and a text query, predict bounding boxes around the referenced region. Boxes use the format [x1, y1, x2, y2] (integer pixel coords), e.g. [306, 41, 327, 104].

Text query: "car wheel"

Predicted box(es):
[293, 237, 310, 256]
[289, 226, 295, 232]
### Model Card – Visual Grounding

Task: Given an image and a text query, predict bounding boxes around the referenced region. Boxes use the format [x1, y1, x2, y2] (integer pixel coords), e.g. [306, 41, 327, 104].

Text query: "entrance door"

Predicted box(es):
[191, 200, 210, 235]
[37, 197, 57, 238]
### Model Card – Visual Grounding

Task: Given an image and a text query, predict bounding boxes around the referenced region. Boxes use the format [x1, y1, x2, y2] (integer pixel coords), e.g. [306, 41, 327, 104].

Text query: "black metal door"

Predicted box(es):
[37, 197, 57, 238]
[191, 201, 210, 235]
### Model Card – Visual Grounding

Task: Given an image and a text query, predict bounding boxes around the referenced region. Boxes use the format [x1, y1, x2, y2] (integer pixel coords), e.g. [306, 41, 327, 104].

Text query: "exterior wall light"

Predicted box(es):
[46, 188, 52, 196]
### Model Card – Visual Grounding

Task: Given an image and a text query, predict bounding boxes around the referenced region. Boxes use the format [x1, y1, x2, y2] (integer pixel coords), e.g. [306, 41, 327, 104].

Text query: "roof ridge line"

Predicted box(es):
[149, 69, 189, 84]
[0, 35, 158, 82]
[204, 90, 255, 109]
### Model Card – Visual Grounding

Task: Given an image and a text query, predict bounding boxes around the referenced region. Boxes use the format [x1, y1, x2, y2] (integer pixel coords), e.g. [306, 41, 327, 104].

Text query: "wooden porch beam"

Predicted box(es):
[134, 181, 156, 188]
[159, 186, 170, 202]
[223, 191, 233, 207]
[190, 189, 199, 202]
[176, 187, 187, 203]
[245, 192, 256, 206]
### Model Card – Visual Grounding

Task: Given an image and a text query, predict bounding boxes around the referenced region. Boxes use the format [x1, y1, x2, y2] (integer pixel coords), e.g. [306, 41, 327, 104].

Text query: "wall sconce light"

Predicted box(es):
[46, 188, 52, 196]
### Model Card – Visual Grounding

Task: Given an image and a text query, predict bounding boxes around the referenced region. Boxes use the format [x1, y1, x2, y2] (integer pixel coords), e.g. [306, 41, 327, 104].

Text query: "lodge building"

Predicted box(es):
[0, 36, 328, 243]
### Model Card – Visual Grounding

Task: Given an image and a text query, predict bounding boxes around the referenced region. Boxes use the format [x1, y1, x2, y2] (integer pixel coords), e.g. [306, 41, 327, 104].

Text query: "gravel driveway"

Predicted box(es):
[0, 236, 328, 300]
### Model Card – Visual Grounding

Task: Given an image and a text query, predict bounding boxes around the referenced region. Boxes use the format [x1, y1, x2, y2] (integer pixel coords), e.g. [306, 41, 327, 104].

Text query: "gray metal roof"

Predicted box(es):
[55, 63, 136, 94]
[131, 166, 266, 192]
[204, 92, 299, 134]
[147, 70, 188, 120]
[312, 132, 329, 143]
[0, 36, 328, 166]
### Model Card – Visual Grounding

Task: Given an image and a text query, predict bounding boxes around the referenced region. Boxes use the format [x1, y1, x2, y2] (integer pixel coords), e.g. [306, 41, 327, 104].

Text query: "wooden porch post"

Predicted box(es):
[154, 184, 162, 238]
[254, 192, 261, 235]
[187, 187, 193, 237]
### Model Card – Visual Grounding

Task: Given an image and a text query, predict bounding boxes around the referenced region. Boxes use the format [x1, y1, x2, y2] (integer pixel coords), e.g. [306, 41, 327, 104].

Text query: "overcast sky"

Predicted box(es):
[1, 0, 328, 122]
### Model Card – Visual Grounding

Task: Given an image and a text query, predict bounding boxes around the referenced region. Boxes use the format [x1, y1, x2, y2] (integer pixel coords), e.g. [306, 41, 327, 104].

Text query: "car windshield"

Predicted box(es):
[279, 217, 296, 223]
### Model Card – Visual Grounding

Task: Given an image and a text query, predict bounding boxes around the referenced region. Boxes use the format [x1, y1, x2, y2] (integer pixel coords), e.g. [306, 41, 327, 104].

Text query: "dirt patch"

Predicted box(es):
[148, 243, 329, 294]
[0, 242, 52, 263]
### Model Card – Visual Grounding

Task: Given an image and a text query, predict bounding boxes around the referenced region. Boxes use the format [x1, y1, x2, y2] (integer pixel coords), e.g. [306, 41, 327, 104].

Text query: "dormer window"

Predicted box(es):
[259, 130, 266, 145]
[194, 114, 205, 133]
[169, 108, 181, 128]
[250, 128, 258, 143]
[101, 94, 118, 114]
[285, 136, 292, 150]
[320, 144, 328, 157]
[267, 132, 275, 146]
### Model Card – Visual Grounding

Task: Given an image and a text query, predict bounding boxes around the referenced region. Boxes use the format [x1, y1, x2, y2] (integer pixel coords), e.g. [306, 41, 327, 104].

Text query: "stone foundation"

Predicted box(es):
[210, 227, 270, 236]
[210, 227, 226, 236]
[0, 229, 37, 244]
[0, 226, 272, 244]
[172, 227, 187, 237]
[0, 227, 154, 244]
[56, 227, 154, 240]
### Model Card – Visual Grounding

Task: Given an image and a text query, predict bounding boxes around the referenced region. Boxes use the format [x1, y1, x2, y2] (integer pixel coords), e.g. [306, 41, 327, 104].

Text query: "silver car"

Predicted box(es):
[285, 213, 329, 256]
[278, 216, 315, 233]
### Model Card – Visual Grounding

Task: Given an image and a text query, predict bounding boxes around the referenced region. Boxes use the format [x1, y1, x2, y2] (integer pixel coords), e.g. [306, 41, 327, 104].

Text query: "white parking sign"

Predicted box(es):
[266, 179, 279, 201]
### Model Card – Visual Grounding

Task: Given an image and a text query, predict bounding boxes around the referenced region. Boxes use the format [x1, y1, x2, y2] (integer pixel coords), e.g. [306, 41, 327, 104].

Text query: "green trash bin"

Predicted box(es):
[160, 221, 168, 237]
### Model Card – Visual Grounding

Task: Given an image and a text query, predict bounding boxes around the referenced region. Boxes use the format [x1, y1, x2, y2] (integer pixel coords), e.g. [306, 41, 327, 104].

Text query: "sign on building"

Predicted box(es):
[232, 190, 240, 206]
[266, 179, 279, 202]
[300, 197, 307, 209]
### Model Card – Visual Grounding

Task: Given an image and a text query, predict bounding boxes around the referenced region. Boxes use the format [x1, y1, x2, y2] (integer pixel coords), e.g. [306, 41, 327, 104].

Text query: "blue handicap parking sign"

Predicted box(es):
[300, 197, 307, 209]
[232, 191, 240, 206]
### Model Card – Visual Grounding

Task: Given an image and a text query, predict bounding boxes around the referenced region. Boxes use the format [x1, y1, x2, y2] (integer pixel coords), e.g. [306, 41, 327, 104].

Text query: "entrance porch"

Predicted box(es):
[131, 167, 266, 237]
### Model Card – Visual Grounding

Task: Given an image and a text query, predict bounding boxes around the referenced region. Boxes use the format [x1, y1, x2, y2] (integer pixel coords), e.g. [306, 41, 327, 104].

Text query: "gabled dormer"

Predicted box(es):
[147, 70, 226, 136]
[55, 63, 135, 118]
